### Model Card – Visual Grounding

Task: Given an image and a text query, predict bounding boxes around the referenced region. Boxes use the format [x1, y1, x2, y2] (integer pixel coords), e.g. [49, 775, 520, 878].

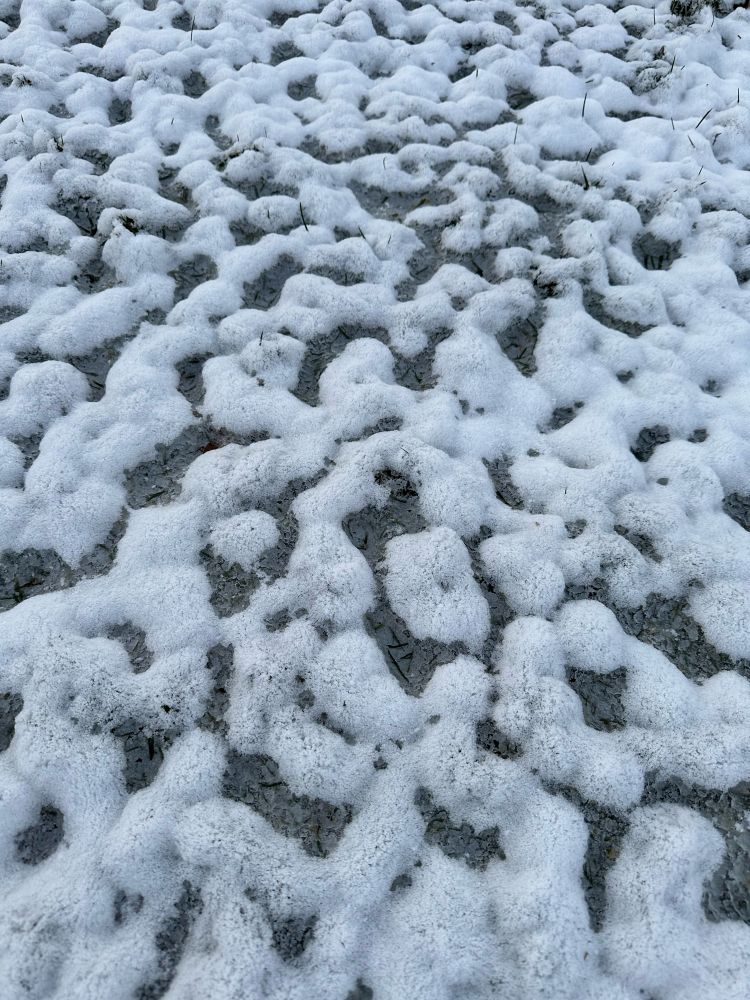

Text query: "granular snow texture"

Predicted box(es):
[1, 1, 750, 998]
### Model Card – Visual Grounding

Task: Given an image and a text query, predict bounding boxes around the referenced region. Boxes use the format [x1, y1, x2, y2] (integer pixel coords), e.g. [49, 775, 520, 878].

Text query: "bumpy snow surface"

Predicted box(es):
[1, 0, 750, 997]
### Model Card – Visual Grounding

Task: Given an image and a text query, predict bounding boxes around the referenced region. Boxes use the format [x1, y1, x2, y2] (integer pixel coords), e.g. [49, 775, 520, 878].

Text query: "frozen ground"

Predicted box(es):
[1, 0, 750, 997]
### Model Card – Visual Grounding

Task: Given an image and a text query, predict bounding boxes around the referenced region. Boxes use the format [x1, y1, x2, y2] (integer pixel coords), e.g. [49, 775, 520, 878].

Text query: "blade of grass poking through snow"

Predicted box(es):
[582, 91, 587, 118]
[581, 166, 589, 191]
[696, 108, 712, 129]
[299, 203, 309, 231]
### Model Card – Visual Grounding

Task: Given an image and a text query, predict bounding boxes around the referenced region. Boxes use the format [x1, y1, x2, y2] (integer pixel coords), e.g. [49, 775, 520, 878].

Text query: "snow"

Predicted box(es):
[1, 0, 750, 998]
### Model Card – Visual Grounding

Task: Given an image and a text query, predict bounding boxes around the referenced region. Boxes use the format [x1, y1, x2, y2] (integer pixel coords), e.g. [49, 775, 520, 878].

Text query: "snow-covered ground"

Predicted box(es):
[1, 0, 750, 997]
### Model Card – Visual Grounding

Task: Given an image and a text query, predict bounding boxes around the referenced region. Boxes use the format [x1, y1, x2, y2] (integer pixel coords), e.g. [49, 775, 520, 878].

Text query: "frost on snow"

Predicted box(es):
[1, 1, 750, 998]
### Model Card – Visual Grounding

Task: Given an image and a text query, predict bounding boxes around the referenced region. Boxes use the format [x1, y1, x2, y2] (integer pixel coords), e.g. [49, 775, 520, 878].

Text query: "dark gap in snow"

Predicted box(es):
[506, 89, 535, 111]
[69, 334, 130, 400]
[484, 456, 524, 510]
[565, 519, 587, 538]
[633, 233, 680, 271]
[111, 717, 175, 793]
[223, 750, 353, 857]
[615, 592, 750, 682]
[171, 254, 217, 303]
[229, 219, 266, 246]
[344, 469, 463, 694]
[553, 785, 629, 933]
[113, 888, 144, 926]
[467, 534, 516, 658]
[9, 431, 41, 469]
[351, 182, 451, 222]
[346, 980, 374, 1000]
[137, 881, 203, 1000]
[175, 353, 209, 407]
[270, 912, 317, 961]
[171, 10, 192, 31]
[107, 622, 154, 674]
[270, 41, 304, 65]
[293, 324, 448, 405]
[242, 255, 299, 310]
[582, 290, 650, 338]
[15, 804, 65, 865]
[641, 772, 750, 926]
[564, 584, 750, 683]
[0, 548, 76, 609]
[182, 70, 207, 98]
[82, 18, 118, 49]
[0, 690, 23, 751]
[723, 492, 750, 532]
[367, 601, 461, 696]
[55, 193, 101, 235]
[125, 424, 255, 509]
[73, 251, 116, 294]
[496, 312, 540, 376]
[78, 147, 113, 174]
[613, 524, 662, 562]
[288, 75, 316, 100]
[476, 717, 523, 760]
[1, 4, 19, 31]
[393, 327, 452, 391]
[630, 424, 670, 462]
[546, 400, 584, 432]
[306, 262, 368, 286]
[78, 510, 129, 578]
[197, 644, 234, 736]
[566, 666, 627, 732]
[108, 97, 132, 125]
[200, 546, 259, 618]
[415, 787, 505, 868]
